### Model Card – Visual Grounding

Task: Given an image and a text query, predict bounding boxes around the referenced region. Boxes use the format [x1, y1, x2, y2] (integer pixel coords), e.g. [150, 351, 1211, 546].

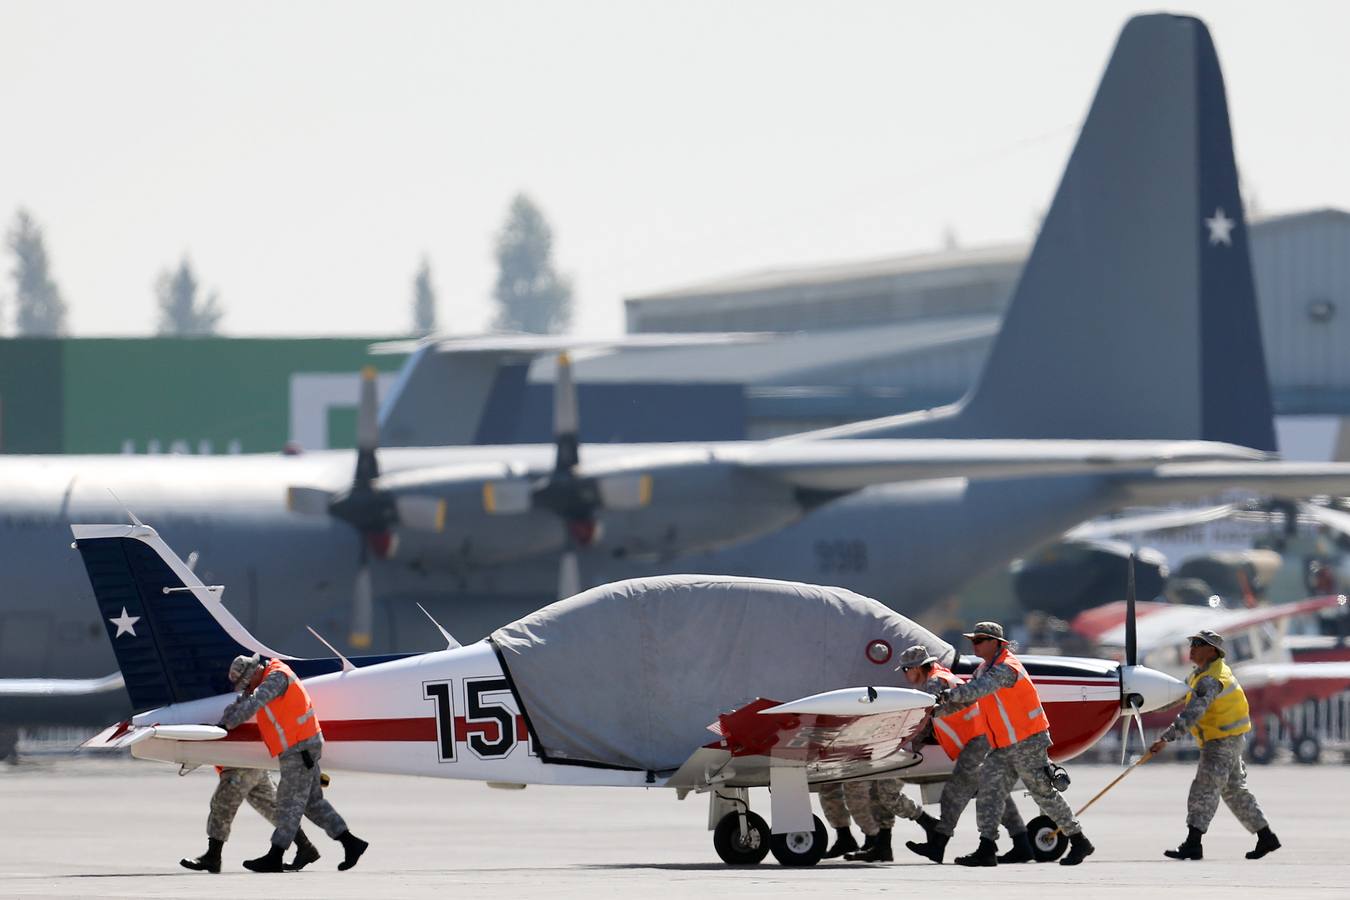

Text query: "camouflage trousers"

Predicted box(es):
[207, 768, 278, 842]
[976, 731, 1078, 840]
[271, 737, 347, 849]
[1187, 734, 1268, 834]
[937, 734, 1025, 838]
[819, 779, 905, 835]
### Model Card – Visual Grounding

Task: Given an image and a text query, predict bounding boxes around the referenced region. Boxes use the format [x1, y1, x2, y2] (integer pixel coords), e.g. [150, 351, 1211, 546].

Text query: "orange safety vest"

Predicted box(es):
[976, 648, 1049, 749]
[253, 659, 321, 757]
[929, 665, 989, 760]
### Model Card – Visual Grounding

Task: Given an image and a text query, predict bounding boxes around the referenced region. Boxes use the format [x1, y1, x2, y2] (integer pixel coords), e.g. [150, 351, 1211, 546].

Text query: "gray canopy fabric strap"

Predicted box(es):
[492, 574, 954, 772]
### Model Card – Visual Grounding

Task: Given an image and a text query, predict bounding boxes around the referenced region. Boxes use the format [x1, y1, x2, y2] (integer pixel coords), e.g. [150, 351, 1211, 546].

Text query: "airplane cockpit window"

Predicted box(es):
[1257, 623, 1277, 655]
[1230, 633, 1254, 663]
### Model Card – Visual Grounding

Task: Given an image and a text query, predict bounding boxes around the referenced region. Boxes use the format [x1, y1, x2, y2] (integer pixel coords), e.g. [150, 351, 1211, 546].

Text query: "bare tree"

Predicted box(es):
[156, 257, 222, 336]
[7, 209, 68, 335]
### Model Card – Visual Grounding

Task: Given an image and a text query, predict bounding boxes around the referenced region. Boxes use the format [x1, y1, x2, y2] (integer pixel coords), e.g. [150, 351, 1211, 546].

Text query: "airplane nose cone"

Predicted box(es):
[1120, 664, 1188, 713]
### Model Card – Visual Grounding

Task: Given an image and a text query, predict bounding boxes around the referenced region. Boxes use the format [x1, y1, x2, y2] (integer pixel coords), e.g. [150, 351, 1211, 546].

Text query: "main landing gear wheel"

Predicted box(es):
[713, 810, 770, 865]
[1028, 815, 1068, 862]
[1247, 739, 1276, 765]
[769, 815, 828, 867]
[1292, 734, 1321, 765]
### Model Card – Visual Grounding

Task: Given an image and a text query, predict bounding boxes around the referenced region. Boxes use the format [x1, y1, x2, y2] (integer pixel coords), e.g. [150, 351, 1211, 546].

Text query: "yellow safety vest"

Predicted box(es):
[1187, 658, 1251, 744]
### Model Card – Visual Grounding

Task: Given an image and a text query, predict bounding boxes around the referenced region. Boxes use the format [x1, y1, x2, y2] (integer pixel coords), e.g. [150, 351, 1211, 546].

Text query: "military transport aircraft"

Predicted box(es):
[77, 522, 1187, 866]
[1, 14, 1345, 750]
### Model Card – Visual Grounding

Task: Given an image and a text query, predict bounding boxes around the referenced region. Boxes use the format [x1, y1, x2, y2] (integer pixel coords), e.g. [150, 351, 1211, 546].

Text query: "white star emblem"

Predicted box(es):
[1205, 207, 1235, 246]
[108, 607, 141, 638]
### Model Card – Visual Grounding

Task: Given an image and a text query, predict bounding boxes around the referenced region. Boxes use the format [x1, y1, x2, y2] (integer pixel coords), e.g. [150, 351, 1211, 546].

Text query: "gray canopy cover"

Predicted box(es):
[491, 575, 954, 772]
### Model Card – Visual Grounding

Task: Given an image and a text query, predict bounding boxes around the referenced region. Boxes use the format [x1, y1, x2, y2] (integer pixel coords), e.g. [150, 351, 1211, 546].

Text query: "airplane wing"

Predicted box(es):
[82, 720, 227, 750]
[1079, 596, 1348, 650]
[1063, 504, 1241, 542]
[583, 439, 1271, 494]
[666, 687, 935, 791]
[1114, 462, 1350, 505]
[1235, 661, 1350, 708]
[0, 672, 125, 698]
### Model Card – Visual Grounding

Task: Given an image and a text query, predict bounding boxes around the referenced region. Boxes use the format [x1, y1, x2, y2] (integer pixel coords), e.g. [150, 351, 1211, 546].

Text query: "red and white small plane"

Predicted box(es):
[1074, 594, 1350, 762]
[78, 523, 1185, 866]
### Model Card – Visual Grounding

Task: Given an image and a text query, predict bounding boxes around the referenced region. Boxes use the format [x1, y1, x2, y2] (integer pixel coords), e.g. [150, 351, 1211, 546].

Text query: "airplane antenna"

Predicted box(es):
[416, 603, 461, 650]
[306, 626, 356, 673]
[106, 488, 145, 527]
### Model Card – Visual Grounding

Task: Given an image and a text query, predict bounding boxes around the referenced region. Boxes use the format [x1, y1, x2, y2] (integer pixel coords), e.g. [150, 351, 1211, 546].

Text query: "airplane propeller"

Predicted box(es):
[1118, 552, 1148, 764]
[482, 352, 653, 600]
[286, 366, 447, 649]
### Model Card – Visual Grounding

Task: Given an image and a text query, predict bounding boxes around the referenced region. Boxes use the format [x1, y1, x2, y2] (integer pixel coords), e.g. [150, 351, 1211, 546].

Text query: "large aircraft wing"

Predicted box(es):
[1236, 661, 1350, 708]
[1112, 462, 1350, 506]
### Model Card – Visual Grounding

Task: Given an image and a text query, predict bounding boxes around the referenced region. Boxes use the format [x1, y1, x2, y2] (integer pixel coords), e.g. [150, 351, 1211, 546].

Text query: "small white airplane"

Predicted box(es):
[77, 522, 1186, 866]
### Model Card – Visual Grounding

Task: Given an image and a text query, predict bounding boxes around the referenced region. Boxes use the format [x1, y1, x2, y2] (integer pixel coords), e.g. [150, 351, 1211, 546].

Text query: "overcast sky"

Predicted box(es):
[1, 1, 1346, 338]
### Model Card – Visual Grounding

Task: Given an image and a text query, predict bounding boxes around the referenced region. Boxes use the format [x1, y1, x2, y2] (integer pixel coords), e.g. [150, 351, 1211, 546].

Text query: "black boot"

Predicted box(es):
[823, 827, 859, 859]
[998, 830, 1034, 864]
[1164, 827, 1203, 861]
[180, 838, 223, 873]
[1246, 827, 1281, 860]
[845, 828, 892, 862]
[242, 844, 286, 873]
[285, 830, 321, 871]
[1059, 831, 1095, 866]
[337, 831, 369, 871]
[905, 831, 950, 864]
[955, 837, 998, 867]
[914, 811, 940, 841]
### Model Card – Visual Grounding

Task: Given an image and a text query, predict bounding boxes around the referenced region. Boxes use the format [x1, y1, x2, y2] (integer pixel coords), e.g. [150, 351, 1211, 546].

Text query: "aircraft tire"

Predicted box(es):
[1027, 815, 1068, 862]
[769, 815, 828, 867]
[1292, 734, 1321, 765]
[1246, 739, 1275, 765]
[713, 810, 770, 865]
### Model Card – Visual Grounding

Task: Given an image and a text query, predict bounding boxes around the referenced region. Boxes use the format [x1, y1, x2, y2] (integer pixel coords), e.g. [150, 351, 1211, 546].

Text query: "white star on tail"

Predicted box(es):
[1205, 207, 1235, 246]
[109, 607, 140, 638]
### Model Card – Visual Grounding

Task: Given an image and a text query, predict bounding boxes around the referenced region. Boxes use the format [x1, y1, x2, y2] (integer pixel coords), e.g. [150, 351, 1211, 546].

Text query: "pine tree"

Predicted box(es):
[491, 194, 572, 334]
[156, 258, 222, 336]
[7, 209, 69, 336]
[412, 257, 437, 335]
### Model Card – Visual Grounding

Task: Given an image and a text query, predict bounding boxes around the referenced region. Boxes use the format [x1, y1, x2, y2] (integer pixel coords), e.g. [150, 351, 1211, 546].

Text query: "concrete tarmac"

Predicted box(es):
[1, 755, 1345, 898]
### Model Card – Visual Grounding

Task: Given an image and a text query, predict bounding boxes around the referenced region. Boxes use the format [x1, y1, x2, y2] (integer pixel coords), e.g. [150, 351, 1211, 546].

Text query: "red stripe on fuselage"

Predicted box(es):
[220, 715, 529, 743]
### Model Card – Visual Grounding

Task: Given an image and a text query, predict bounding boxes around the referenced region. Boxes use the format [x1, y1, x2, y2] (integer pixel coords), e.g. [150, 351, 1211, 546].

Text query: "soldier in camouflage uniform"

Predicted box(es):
[934, 623, 1095, 867]
[896, 644, 1029, 865]
[220, 653, 369, 873]
[180, 767, 321, 873]
[1149, 629, 1280, 861]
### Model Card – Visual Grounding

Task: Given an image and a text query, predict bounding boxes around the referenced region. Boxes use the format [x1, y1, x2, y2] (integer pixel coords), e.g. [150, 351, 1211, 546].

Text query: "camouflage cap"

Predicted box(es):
[962, 621, 1008, 643]
[1187, 629, 1225, 657]
[895, 644, 940, 670]
[228, 652, 262, 688]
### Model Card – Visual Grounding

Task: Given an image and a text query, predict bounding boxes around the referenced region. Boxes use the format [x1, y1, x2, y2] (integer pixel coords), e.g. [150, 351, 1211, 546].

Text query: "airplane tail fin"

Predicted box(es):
[72, 524, 291, 714]
[809, 15, 1275, 451]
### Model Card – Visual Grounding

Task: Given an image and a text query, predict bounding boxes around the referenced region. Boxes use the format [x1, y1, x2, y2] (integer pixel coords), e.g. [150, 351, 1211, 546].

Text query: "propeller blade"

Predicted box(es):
[596, 473, 653, 511]
[1125, 552, 1138, 668]
[1133, 705, 1147, 753]
[1119, 712, 1130, 766]
[357, 365, 380, 453]
[349, 556, 374, 650]
[553, 352, 580, 473]
[394, 495, 447, 532]
[558, 549, 581, 600]
[353, 366, 381, 491]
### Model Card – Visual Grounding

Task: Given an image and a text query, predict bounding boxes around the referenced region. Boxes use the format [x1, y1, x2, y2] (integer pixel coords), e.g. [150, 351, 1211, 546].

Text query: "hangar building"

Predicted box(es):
[599, 208, 1350, 449]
